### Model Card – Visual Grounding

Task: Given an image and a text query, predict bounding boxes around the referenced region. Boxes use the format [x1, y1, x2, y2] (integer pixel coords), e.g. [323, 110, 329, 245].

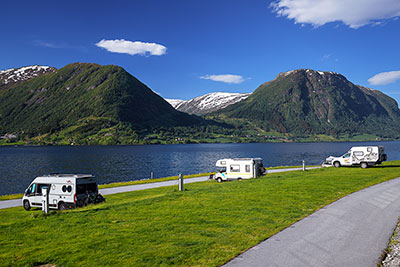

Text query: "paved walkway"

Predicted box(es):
[0, 166, 320, 210]
[225, 177, 400, 267]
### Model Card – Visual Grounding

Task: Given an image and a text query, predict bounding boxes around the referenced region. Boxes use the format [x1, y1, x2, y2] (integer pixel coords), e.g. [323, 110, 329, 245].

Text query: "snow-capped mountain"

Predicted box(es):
[0, 65, 56, 89]
[166, 99, 186, 109]
[166, 92, 251, 115]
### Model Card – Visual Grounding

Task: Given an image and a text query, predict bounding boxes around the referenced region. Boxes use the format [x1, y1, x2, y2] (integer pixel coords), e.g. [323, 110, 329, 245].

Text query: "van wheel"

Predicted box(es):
[333, 161, 341, 168]
[361, 162, 368, 169]
[58, 202, 66, 211]
[23, 200, 31, 211]
[217, 177, 222, 183]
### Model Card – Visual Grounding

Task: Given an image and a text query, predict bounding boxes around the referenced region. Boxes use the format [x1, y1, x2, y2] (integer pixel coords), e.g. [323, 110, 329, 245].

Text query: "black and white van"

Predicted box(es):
[323, 146, 387, 168]
[22, 174, 104, 211]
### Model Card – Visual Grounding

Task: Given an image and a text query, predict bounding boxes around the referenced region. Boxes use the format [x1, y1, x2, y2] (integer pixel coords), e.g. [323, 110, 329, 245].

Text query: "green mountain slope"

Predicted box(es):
[213, 69, 400, 138]
[0, 63, 203, 143]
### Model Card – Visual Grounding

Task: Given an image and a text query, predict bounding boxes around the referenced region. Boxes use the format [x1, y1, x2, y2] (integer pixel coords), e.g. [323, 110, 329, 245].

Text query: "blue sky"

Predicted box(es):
[1, 0, 400, 103]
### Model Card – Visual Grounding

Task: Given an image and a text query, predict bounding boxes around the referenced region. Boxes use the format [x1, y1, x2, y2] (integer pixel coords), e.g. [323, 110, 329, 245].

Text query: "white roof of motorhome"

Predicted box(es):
[40, 174, 94, 178]
[220, 158, 262, 161]
[349, 146, 383, 150]
[30, 174, 95, 184]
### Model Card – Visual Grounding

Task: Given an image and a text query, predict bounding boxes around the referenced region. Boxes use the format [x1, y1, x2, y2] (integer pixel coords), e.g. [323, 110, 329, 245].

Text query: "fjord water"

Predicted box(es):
[1, 141, 400, 196]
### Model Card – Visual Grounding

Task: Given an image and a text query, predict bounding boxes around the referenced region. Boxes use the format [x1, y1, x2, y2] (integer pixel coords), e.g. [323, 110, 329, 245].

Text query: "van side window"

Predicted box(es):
[245, 165, 251, 172]
[230, 165, 240, 172]
[37, 184, 51, 195]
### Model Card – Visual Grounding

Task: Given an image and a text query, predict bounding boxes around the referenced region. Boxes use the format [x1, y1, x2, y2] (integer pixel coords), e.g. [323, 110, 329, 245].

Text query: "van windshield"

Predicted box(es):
[77, 183, 97, 194]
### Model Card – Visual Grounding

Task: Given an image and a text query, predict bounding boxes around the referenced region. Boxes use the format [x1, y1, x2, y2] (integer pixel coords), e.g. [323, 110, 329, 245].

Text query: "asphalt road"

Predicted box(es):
[0, 166, 319, 210]
[224, 177, 400, 267]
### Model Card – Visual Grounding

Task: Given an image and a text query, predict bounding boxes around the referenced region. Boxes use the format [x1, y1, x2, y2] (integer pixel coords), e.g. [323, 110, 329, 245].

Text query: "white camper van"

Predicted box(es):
[22, 174, 104, 211]
[323, 146, 387, 169]
[212, 158, 265, 182]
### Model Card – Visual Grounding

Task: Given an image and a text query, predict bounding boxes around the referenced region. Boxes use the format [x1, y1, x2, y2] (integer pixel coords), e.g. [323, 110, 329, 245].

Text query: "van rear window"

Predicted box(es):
[77, 183, 97, 194]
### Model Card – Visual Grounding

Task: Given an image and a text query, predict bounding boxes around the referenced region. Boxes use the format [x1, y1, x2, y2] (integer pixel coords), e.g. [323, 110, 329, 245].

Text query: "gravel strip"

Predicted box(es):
[381, 218, 400, 267]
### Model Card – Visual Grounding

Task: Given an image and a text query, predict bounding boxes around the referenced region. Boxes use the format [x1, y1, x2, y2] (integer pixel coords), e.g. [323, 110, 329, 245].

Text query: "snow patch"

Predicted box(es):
[0, 65, 54, 85]
[165, 99, 185, 108]
[284, 70, 296, 76]
[166, 92, 251, 114]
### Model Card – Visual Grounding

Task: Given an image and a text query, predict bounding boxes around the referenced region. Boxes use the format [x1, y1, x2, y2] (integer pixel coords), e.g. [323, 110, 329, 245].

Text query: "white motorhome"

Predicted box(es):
[22, 174, 103, 211]
[323, 146, 387, 169]
[212, 158, 265, 182]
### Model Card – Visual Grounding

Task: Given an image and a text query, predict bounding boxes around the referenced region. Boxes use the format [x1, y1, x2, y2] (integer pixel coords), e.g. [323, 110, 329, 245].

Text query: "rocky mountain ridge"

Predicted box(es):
[166, 92, 251, 115]
[1, 64, 399, 144]
[0, 63, 205, 144]
[213, 68, 400, 137]
[0, 65, 56, 89]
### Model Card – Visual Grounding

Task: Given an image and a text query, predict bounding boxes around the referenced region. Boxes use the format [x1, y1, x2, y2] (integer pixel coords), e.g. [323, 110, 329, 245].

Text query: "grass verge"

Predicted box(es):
[0, 173, 214, 201]
[1, 161, 400, 266]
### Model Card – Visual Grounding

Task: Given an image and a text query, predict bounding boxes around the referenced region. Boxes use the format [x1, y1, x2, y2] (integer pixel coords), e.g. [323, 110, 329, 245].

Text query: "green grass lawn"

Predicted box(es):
[1, 161, 400, 266]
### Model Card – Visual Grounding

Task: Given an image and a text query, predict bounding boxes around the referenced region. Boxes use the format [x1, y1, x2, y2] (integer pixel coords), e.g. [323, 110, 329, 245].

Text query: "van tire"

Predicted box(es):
[217, 177, 222, 183]
[333, 161, 341, 168]
[23, 200, 31, 211]
[58, 202, 66, 211]
[361, 162, 368, 169]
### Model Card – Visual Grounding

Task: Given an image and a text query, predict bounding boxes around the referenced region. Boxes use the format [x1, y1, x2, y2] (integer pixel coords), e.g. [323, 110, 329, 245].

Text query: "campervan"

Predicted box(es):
[22, 174, 104, 211]
[323, 146, 387, 169]
[212, 158, 265, 182]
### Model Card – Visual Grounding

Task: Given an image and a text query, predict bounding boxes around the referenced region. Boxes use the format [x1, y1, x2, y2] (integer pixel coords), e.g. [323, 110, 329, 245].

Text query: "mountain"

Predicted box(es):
[0, 65, 56, 90]
[0, 63, 204, 143]
[166, 92, 251, 115]
[213, 69, 400, 138]
[166, 99, 185, 109]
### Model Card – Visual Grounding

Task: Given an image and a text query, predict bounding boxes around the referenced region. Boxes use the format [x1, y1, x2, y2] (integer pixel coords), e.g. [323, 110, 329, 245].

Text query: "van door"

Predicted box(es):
[29, 183, 51, 207]
[341, 153, 352, 166]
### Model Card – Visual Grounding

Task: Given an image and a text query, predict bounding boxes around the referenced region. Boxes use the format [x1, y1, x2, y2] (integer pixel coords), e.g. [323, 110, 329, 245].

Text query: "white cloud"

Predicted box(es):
[96, 39, 167, 56]
[271, 0, 400, 28]
[200, 74, 245, 84]
[368, 70, 400, 85]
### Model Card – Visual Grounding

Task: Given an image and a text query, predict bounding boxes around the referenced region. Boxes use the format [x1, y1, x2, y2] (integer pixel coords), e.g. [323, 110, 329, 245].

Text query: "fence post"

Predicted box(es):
[179, 174, 184, 191]
[150, 172, 154, 179]
[302, 160, 306, 171]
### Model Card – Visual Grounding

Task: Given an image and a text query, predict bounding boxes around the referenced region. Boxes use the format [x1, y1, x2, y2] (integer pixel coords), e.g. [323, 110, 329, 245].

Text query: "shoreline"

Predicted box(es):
[1, 138, 397, 147]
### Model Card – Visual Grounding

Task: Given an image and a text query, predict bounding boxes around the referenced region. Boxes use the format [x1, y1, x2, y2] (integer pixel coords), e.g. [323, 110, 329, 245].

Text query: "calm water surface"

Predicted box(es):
[1, 141, 400, 195]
